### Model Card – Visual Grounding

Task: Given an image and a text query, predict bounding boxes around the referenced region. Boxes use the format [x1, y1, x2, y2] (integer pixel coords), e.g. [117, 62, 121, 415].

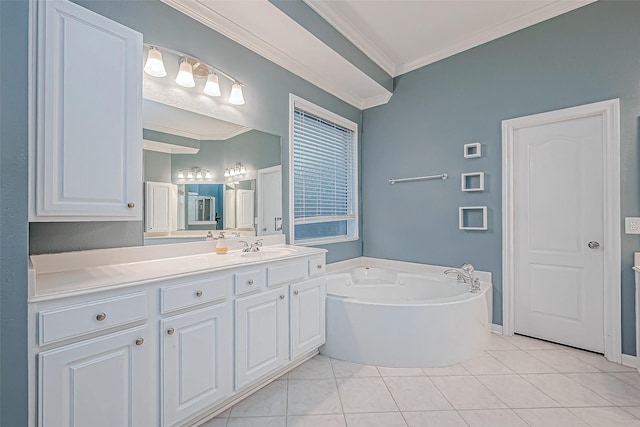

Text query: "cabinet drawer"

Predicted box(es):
[161, 275, 231, 314]
[267, 261, 307, 287]
[308, 257, 326, 277]
[235, 269, 265, 295]
[38, 292, 147, 345]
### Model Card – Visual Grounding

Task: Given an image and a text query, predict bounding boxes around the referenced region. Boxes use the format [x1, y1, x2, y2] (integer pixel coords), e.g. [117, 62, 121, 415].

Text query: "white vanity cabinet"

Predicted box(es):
[290, 277, 327, 359]
[235, 287, 289, 390]
[29, 246, 327, 427]
[31, 0, 143, 221]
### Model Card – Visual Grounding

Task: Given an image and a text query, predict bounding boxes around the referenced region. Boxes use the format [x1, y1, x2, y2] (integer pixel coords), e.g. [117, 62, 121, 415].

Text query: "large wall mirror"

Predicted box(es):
[142, 99, 282, 244]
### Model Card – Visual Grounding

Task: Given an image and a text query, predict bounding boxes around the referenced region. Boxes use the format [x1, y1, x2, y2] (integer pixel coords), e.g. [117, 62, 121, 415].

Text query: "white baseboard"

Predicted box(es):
[491, 324, 503, 334]
[621, 353, 638, 368]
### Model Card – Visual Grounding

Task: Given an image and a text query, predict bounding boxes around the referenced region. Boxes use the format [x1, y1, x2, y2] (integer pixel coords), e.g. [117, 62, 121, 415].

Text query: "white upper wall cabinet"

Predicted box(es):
[31, 0, 143, 221]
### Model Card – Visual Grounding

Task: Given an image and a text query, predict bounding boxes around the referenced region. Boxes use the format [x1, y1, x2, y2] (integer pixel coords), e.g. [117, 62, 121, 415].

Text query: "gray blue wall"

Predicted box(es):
[143, 150, 172, 183]
[361, 1, 640, 355]
[1, 0, 29, 424]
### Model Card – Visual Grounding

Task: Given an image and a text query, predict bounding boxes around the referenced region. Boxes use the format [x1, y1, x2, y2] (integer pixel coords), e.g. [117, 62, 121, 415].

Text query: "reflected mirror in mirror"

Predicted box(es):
[142, 99, 282, 245]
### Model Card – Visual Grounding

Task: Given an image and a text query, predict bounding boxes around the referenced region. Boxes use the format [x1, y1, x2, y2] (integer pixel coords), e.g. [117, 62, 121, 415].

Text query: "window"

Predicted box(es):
[289, 95, 358, 245]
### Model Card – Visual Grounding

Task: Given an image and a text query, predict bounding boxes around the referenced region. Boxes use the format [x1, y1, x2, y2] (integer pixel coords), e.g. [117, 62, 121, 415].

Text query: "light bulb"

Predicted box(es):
[144, 47, 167, 77]
[224, 168, 230, 177]
[205, 171, 212, 179]
[203, 73, 221, 97]
[240, 164, 246, 174]
[234, 165, 241, 175]
[187, 171, 194, 179]
[196, 171, 203, 179]
[177, 170, 184, 179]
[228, 82, 245, 105]
[175, 58, 195, 88]
[230, 167, 236, 176]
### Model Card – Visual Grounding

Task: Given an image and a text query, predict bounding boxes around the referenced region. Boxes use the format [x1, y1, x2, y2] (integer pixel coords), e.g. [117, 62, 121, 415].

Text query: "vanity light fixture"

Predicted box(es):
[143, 44, 246, 105]
[203, 73, 221, 97]
[143, 47, 167, 77]
[178, 167, 213, 181]
[175, 57, 196, 88]
[228, 82, 245, 105]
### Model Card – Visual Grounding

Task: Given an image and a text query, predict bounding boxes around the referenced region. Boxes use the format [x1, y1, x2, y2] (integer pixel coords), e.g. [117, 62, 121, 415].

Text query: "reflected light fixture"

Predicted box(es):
[175, 58, 195, 88]
[224, 163, 248, 179]
[203, 73, 221, 97]
[144, 47, 167, 77]
[143, 44, 247, 106]
[177, 170, 184, 179]
[228, 82, 245, 105]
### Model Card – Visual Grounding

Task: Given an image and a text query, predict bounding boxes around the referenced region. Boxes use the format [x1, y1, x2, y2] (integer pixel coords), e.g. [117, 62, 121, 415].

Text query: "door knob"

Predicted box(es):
[588, 241, 600, 249]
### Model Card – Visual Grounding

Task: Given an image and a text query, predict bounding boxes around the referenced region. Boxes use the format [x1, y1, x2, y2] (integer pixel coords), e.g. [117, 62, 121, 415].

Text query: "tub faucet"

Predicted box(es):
[444, 263, 481, 293]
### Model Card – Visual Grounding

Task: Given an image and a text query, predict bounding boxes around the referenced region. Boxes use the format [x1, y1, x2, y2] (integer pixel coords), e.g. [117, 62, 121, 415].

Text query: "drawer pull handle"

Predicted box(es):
[96, 313, 107, 322]
[127, 202, 135, 208]
[294, 290, 299, 295]
[135, 338, 144, 346]
[167, 328, 175, 335]
[248, 279, 254, 286]
[317, 264, 323, 269]
[196, 290, 203, 297]
[279, 295, 285, 300]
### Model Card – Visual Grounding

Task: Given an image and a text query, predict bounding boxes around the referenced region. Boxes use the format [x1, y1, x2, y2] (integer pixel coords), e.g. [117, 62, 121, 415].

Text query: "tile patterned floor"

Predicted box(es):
[200, 334, 640, 427]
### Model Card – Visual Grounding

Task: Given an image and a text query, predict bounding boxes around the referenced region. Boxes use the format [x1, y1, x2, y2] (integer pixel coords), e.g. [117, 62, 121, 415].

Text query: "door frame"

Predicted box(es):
[502, 99, 621, 362]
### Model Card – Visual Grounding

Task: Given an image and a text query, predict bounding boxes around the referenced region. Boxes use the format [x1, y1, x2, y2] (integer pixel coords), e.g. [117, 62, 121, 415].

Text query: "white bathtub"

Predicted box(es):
[320, 258, 492, 368]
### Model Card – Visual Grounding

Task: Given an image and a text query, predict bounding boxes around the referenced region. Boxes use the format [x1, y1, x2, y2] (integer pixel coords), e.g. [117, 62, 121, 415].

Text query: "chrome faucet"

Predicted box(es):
[239, 239, 263, 252]
[444, 263, 481, 293]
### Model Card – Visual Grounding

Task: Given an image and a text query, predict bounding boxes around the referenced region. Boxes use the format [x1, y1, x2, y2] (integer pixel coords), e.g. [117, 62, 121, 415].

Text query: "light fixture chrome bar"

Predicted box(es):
[388, 173, 448, 185]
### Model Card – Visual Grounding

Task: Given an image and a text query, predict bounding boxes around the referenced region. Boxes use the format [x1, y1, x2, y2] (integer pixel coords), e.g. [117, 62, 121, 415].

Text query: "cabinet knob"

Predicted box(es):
[167, 328, 175, 335]
[127, 202, 135, 208]
[279, 295, 285, 299]
[294, 290, 299, 295]
[196, 290, 203, 297]
[248, 279, 254, 286]
[317, 264, 323, 269]
[135, 338, 144, 346]
[96, 312, 107, 321]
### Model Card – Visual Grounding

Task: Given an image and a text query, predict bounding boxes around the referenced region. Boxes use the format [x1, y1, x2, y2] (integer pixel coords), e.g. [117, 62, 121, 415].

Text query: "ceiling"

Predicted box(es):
[162, 0, 595, 108]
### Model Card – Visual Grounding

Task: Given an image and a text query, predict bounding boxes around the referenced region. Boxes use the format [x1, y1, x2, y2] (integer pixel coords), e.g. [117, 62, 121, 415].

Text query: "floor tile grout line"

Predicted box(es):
[377, 373, 405, 417]
[328, 356, 348, 425]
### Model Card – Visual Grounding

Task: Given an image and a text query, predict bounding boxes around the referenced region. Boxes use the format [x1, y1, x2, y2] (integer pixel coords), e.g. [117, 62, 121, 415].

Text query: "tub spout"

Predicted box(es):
[444, 264, 481, 293]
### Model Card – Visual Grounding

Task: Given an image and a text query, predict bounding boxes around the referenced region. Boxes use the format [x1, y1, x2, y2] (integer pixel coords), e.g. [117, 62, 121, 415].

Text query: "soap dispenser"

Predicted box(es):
[215, 232, 228, 255]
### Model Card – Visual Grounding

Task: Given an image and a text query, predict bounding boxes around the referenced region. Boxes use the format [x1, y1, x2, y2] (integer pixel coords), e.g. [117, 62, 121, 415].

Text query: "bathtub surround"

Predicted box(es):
[361, 0, 640, 356]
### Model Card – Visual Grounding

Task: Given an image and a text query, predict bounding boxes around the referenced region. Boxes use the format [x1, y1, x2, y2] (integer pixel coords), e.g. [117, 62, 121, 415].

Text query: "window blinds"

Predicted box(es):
[293, 108, 356, 225]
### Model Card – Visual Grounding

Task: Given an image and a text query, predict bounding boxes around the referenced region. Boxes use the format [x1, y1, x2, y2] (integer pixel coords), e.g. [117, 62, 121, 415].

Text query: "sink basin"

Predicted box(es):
[237, 247, 297, 259]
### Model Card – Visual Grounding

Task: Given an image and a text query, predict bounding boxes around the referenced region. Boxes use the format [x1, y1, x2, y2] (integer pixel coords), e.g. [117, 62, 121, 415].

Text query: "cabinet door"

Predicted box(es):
[38, 326, 153, 427]
[290, 277, 327, 359]
[236, 189, 255, 228]
[33, 0, 142, 221]
[146, 182, 174, 232]
[235, 288, 288, 390]
[162, 304, 232, 427]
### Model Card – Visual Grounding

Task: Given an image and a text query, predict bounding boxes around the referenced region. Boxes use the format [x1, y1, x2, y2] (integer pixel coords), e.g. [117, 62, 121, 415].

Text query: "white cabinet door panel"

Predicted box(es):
[290, 277, 326, 359]
[38, 326, 153, 427]
[162, 304, 232, 427]
[235, 288, 288, 390]
[34, 0, 142, 220]
[146, 182, 173, 232]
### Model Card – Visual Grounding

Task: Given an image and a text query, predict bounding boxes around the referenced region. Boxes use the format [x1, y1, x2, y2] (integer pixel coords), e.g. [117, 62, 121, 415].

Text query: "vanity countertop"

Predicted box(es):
[29, 235, 326, 302]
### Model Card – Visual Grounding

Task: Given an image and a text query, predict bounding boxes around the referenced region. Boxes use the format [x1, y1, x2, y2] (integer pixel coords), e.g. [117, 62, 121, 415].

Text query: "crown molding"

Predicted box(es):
[303, 0, 397, 77]
[396, 0, 597, 76]
[142, 139, 200, 154]
[160, 0, 392, 110]
[306, 0, 595, 77]
[144, 121, 250, 141]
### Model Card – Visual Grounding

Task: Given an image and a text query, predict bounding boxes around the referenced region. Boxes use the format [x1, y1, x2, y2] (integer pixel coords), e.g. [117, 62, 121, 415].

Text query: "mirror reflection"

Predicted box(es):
[142, 99, 282, 244]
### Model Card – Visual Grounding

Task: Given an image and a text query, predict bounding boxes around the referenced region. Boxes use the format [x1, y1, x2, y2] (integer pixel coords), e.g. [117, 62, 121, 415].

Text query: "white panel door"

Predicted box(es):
[257, 166, 282, 235]
[235, 288, 288, 390]
[145, 182, 173, 232]
[161, 304, 232, 427]
[290, 277, 326, 359]
[236, 189, 255, 229]
[513, 114, 604, 352]
[224, 190, 236, 229]
[34, 0, 142, 220]
[38, 326, 152, 427]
